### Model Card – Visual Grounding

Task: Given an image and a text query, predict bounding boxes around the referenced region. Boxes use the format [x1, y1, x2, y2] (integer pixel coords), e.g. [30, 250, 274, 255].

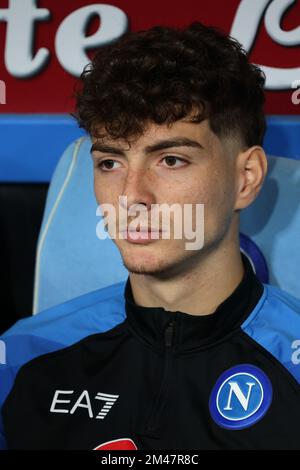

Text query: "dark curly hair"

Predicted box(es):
[74, 22, 266, 148]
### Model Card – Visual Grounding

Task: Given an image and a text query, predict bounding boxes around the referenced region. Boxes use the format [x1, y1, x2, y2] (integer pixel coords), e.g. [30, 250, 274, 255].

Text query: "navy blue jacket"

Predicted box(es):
[1, 255, 300, 449]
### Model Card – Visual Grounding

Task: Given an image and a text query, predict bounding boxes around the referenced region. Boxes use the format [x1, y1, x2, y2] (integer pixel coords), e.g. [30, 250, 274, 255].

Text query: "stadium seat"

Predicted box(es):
[33, 136, 300, 314]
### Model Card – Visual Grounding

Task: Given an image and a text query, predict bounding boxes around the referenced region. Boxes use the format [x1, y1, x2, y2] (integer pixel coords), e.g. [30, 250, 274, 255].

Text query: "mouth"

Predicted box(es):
[129, 227, 161, 233]
[120, 227, 164, 243]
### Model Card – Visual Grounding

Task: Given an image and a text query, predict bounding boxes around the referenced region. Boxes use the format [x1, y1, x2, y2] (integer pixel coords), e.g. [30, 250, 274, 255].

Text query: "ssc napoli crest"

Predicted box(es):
[209, 364, 272, 430]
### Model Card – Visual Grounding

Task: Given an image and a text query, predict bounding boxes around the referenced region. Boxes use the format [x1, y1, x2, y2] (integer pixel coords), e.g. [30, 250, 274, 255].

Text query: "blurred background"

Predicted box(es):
[0, 0, 299, 333]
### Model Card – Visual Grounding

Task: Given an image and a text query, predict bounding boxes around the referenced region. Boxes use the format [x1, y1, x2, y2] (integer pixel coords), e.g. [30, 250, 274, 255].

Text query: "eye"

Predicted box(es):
[160, 156, 188, 168]
[96, 159, 122, 171]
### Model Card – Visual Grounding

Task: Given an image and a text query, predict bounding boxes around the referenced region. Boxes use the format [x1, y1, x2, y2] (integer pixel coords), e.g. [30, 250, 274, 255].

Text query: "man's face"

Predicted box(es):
[91, 118, 239, 277]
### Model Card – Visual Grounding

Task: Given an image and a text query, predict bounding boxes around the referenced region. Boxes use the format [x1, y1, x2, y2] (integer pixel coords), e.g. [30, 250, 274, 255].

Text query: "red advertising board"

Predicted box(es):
[0, 0, 299, 113]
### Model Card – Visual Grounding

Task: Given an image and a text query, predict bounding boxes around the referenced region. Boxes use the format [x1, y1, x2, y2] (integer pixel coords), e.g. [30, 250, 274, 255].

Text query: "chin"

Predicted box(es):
[119, 247, 172, 275]
[119, 243, 190, 277]
[116, 237, 201, 276]
[122, 255, 170, 275]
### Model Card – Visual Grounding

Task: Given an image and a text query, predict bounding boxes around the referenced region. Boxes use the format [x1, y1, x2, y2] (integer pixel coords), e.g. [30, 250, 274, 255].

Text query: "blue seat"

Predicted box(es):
[33, 136, 300, 313]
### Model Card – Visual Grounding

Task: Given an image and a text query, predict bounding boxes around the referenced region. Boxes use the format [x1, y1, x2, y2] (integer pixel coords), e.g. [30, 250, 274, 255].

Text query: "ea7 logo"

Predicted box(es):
[50, 390, 119, 420]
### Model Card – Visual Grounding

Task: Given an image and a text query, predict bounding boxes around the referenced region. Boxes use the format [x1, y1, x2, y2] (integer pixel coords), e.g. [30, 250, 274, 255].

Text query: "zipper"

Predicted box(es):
[165, 320, 175, 347]
[145, 318, 176, 432]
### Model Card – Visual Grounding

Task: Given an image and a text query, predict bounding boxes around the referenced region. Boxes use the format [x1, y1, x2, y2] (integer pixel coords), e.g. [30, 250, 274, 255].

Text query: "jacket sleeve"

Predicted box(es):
[0, 350, 15, 450]
[0, 324, 71, 450]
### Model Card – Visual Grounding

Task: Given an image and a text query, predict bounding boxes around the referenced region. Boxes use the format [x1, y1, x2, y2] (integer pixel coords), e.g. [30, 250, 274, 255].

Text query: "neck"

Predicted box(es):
[129, 243, 245, 316]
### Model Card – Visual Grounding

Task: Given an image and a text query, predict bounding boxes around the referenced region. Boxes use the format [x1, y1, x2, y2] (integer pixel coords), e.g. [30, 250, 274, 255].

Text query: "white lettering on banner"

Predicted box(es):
[55, 4, 128, 77]
[0, 0, 298, 88]
[0, 0, 128, 78]
[231, 0, 300, 90]
[0, 0, 51, 78]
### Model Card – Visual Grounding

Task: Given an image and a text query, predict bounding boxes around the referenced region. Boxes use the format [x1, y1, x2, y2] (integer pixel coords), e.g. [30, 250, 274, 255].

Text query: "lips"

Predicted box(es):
[119, 227, 163, 243]
[127, 229, 161, 237]
[123, 224, 163, 233]
[128, 228, 161, 233]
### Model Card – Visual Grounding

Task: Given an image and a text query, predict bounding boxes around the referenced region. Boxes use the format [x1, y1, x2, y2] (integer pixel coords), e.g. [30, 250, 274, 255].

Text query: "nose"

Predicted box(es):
[120, 166, 154, 211]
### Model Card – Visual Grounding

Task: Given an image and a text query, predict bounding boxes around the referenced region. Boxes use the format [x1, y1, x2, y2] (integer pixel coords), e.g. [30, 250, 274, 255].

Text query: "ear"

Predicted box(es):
[234, 146, 268, 210]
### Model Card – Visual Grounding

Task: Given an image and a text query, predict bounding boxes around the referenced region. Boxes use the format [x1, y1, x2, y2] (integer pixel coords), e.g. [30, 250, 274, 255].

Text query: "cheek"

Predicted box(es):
[94, 176, 116, 206]
[94, 175, 102, 202]
[181, 168, 234, 223]
[178, 170, 217, 205]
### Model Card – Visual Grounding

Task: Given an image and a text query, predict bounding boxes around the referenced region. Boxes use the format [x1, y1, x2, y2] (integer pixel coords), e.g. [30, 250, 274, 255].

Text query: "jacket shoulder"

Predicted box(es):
[0, 280, 126, 448]
[2, 280, 126, 350]
[242, 284, 300, 384]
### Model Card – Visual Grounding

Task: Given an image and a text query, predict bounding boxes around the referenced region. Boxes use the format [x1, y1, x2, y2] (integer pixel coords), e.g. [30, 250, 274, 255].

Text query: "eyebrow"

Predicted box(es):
[90, 137, 204, 156]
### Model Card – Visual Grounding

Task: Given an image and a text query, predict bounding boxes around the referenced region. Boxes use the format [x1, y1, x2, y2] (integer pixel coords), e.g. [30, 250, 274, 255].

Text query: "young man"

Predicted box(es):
[0, 22, 300, 450]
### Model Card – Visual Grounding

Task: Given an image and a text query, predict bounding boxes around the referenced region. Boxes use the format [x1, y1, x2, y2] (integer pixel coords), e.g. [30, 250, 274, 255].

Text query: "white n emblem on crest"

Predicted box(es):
[211, 367, 272, 428]
[224, 381, 256, 411]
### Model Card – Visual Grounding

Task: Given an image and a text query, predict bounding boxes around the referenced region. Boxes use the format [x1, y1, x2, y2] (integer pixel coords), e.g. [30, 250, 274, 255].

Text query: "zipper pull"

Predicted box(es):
[165, 320, 175, 347]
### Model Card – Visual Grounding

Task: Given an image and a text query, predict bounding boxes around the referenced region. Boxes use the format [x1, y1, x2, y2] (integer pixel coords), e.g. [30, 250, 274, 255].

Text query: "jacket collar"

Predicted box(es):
[124, 252, 264, 353]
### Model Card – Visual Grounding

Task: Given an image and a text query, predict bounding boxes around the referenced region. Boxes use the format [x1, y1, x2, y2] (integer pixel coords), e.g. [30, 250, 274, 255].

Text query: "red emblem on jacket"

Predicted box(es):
[94, 438, 138, 450]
